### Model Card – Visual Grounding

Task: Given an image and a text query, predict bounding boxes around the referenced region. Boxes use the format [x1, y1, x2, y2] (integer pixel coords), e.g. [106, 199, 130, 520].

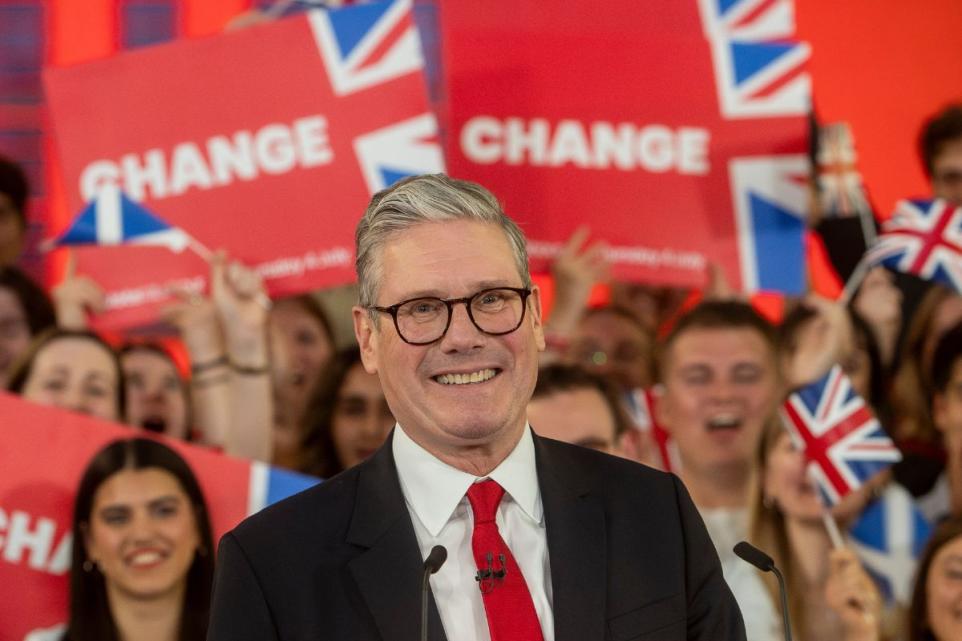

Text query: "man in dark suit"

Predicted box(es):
[208, 174, 746, 641]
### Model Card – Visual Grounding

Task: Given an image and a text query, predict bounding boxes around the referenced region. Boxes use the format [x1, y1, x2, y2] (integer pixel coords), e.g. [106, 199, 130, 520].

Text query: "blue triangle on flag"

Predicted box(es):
[327, 1, 394, 61]
[748, 192, 805, 294]
[118, 194, 172, 237]
[380, 167, 415, 189]
[58, 202, 101, 244]
[716, 0, 741, 17]
[930, 262, 961, 293]
[731, 42, 796, 85]
[795, 369, 831, 411]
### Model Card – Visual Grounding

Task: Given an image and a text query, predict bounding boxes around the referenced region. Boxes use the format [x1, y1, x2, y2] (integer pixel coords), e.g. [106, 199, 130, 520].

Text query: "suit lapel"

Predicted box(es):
[346, 440, 447, 641]
[535, 436, 607, 641]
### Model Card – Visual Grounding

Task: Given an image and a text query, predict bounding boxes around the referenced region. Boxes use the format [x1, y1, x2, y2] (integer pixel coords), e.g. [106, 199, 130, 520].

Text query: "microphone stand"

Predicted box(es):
[421, 546, 447, 641]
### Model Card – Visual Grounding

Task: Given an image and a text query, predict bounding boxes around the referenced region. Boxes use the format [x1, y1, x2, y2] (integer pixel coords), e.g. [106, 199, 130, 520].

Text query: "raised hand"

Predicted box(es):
[784, 294, 854, 389]
[51, 251, 105, 330]
[547, 226, 609, 335]
[824, 548, 881, 641]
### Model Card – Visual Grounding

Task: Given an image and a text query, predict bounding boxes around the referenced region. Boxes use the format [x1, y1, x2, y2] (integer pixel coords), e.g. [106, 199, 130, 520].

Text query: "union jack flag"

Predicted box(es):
[817, 122, 872, 219]
[864, 199, 962, 293]
[699, 0, 810, 119]
[780, 365, 902, 506]
[308, 0, 424, 97]
[729, 154, 809, 293]
[699, 0, 797, 41]
[354, 112, 444, 193]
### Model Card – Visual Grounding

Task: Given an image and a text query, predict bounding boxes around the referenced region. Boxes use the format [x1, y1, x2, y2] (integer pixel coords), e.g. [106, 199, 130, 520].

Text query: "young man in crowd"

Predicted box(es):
[565, 305, 654, 392]
[527, 363, 643, 460]
[655, 300, 782, 640]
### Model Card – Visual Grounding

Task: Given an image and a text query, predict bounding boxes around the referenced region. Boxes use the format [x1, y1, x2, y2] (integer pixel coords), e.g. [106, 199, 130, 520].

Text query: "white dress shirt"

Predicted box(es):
[393, 423, 554, 641]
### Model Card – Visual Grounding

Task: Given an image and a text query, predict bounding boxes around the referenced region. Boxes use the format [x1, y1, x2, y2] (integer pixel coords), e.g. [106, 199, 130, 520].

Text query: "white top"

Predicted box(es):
[393, 423, 554, 641]
[699, 507, 783, 641]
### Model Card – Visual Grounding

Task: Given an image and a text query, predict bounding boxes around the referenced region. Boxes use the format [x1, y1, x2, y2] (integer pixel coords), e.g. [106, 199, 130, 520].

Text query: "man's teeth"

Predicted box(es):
[128, 550, 164, 566]
[435, 369, 497, 385]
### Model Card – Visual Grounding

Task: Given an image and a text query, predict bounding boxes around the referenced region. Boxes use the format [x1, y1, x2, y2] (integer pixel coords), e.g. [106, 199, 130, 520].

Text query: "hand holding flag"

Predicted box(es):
[780, 365, 902, 509]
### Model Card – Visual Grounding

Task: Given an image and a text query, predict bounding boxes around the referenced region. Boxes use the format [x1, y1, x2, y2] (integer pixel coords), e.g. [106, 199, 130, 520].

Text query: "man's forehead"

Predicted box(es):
[666, 326, 774, 365]
[375, 220, 522, 293]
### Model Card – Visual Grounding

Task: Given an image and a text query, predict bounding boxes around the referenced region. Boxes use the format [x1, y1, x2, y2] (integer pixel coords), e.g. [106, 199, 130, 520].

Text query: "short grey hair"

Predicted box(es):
[355, 174, 531, 312]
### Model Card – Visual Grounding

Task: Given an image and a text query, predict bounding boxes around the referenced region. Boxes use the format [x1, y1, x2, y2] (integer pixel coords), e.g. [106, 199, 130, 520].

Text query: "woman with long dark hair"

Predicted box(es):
[64, 438, 214, 641]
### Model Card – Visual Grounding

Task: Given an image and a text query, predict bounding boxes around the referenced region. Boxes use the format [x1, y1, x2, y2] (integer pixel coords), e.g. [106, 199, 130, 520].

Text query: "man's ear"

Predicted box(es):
[353, 306, 380, 374]
[529, 285, 546, 351]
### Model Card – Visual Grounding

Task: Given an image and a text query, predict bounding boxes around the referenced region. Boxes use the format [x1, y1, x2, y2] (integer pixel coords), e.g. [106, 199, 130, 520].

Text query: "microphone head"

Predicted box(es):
[733, 541, 775, 572]
[424, 545, 448, 574]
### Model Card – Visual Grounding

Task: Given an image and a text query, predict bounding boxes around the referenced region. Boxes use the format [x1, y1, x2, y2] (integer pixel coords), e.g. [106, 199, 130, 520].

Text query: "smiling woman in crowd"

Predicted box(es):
[64, 437, 214, 641]
[298, 347, 394, 478]
[6, 328, 124, 422]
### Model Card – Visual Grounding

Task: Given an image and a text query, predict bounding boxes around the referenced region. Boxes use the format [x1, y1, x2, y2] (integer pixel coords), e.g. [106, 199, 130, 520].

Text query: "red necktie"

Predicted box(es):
[466, 479, 545, 641]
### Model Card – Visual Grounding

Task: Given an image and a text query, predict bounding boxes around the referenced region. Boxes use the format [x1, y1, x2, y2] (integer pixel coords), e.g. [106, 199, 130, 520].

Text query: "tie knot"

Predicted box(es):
[467, 479, 505, 524]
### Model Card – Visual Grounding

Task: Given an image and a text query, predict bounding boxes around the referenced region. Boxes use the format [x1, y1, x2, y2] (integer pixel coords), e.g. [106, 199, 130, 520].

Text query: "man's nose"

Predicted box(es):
[439, 303, 485, 352]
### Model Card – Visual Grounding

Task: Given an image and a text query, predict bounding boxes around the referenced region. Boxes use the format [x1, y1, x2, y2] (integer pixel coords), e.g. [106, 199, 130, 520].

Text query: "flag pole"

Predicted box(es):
[839, 256, 870, 305]
[187, 237, 214, 263]
[188, 236, 272, 310]
[820, 508, 845, 550]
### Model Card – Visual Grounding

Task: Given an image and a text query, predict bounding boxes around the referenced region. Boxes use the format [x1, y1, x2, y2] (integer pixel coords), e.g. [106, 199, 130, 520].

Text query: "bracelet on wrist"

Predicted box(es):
[190, 372, 231, 388]
[229, 359, 271, 376]
[191, 355, 228, 375]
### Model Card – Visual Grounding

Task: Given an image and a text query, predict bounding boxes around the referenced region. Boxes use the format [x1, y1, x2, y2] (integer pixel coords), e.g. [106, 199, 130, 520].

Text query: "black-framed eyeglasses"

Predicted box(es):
[369, 287, 532, 345]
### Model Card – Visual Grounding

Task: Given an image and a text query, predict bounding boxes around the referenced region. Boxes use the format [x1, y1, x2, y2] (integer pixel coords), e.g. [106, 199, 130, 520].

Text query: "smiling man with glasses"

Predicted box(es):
[209, 174, 746, 641]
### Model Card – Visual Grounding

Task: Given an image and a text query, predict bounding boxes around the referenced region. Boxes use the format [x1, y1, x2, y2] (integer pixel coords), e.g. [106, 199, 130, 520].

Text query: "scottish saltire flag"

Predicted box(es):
[780, 365, 902, 506]
[699, 0, 810, 119]
[46, 184, 191, 253]
[849, 484, 932, 604]
[864, 199, 962, 293]
[817, 122, 872, 219]
[247, 461, 319, 515]
[729, 155, 809, 293]
[309, 0, 423, 96]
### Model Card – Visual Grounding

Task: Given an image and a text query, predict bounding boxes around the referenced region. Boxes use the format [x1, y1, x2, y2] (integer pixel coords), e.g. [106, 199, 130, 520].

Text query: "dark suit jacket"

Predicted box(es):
[208, 433, 746, 641]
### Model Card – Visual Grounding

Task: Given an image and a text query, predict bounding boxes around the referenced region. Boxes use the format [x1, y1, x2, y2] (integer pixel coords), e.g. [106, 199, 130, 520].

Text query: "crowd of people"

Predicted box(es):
[5, 95, 962, 639]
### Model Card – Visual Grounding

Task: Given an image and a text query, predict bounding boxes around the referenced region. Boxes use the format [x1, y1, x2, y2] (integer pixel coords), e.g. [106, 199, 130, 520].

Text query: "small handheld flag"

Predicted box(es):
[849, 484, 931, 605]
[780, 365, 901, 506]
[863, 198, 962, 293]
[44, 185, 198, 255]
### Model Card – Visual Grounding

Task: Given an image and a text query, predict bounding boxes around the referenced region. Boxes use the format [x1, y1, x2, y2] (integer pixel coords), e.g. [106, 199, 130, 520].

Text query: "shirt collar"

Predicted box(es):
[392, 423, 542, 537]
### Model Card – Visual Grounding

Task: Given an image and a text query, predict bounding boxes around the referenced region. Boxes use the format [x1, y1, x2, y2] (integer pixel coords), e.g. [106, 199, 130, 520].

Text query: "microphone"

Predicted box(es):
[734, 541, 792, 641]
[420, 545, 447, 641]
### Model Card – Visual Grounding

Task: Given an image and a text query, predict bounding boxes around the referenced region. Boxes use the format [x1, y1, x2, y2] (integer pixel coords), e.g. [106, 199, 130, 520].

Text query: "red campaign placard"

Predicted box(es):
[0, 392, 316, 641]
[44, 0, 443, 330]
[440, 0, 811, 294]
